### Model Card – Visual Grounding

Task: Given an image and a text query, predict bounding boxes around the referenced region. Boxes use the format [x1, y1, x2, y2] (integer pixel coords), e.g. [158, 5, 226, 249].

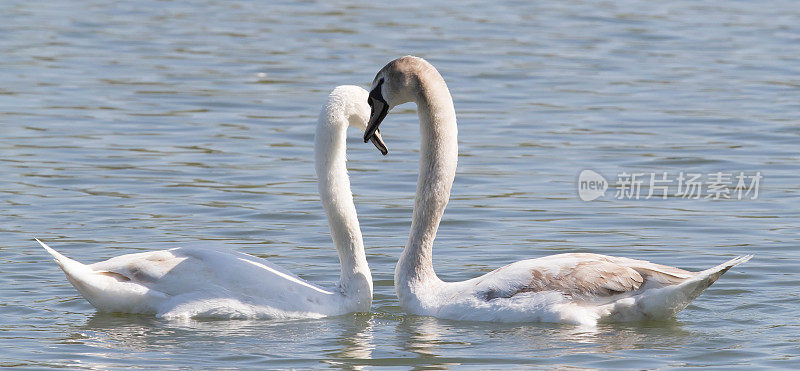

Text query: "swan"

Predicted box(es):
[361, 56, 752, 326]
[38, 85, 386, 320]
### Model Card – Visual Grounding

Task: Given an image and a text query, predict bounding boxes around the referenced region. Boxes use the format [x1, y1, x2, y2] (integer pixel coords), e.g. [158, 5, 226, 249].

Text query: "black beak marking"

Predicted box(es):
[364, 79, 388, 150]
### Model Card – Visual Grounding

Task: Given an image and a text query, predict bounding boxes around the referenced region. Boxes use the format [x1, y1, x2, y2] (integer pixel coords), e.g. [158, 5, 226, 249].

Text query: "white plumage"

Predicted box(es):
[39, 85, 375, 319]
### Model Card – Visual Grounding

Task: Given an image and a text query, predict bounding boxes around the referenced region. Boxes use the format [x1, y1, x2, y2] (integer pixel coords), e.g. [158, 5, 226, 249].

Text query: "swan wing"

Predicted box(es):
[90, 247, 332, 296]
[89, 249, 186, 285]
[473, 253, 696, 302]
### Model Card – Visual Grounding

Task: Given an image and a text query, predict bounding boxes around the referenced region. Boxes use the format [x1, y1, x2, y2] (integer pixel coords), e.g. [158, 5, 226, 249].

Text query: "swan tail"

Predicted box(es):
[666, 254, 752, 310]
[37, 237, 95, 281]
[607, 255, 752, 321]
[696, 255, 753, 284]
[37, 238, 162, 313]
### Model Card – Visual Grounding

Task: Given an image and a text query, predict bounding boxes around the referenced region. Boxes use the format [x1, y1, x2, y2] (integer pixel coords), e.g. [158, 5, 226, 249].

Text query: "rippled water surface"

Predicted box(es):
[2, 0, 799, 368]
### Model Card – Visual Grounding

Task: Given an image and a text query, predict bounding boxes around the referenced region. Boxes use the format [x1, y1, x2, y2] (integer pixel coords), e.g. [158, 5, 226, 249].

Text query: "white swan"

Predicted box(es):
[361, 56, 752, 326]
[38, 85, 385, 320]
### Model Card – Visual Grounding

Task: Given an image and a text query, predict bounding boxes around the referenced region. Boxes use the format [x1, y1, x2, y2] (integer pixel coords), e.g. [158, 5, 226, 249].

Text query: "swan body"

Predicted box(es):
[40, 85, 377, 320]
[362, 56, 751, 326]
[393, 252, 750, 325]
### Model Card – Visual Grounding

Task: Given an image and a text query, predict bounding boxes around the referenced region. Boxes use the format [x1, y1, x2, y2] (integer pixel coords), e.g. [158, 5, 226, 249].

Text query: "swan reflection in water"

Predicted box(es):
[62, 312, 693, 368]
[394, 315, 693, 367]
[67, 313, 375, 368]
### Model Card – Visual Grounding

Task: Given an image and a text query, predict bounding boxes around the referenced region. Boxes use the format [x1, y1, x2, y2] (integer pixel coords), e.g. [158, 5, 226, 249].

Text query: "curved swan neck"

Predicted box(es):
[396, 67, 458, 287]
[315, 107, 373, 298]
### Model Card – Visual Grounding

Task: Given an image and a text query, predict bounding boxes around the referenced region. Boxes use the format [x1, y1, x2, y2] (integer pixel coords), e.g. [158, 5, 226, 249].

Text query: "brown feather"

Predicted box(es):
[480, 253, 696, 302]
[513, 261, 644, 299]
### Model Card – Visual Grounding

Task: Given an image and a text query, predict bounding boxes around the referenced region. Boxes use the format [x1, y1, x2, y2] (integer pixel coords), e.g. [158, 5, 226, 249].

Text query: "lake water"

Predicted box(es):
[1, 0, 798, 368]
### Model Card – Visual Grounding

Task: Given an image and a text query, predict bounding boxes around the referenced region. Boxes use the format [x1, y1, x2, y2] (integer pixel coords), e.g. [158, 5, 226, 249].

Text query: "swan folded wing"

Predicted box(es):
[509, 261, 645, 300]
[610, 259, 694, 286]
[89, 250, 187, 286]
[483, 254, 697, 302]
[89, 248, 334, 300]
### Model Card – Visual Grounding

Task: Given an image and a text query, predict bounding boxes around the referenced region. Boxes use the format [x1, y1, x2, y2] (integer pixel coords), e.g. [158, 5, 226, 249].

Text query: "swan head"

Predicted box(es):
[363, 56, 437, 149]
[327, 85, 388, 155]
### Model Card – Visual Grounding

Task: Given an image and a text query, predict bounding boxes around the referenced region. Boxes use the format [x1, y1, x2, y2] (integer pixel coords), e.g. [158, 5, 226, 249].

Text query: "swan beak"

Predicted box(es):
[363, 83, 389, 153]
[370, 129, 388, 155]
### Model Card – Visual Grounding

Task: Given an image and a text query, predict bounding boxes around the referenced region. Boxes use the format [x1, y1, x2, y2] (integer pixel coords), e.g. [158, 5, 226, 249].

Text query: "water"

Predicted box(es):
[1, 0, 798, 368]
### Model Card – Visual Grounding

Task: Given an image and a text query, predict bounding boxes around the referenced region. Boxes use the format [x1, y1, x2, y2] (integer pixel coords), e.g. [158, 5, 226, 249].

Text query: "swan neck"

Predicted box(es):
[315, 111, 373, 299]
[397, 72, 458, 287]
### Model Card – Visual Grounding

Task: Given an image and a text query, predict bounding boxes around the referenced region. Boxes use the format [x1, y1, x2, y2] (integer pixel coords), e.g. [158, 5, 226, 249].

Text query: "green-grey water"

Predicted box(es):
[1, 0, 798, 368]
